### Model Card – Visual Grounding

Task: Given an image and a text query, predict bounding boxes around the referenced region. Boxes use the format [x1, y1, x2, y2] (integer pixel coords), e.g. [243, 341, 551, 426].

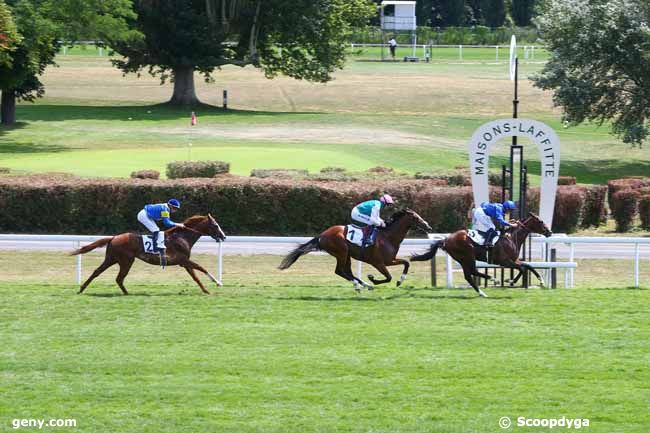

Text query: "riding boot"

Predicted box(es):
[485, 229, 497, 248]
[152, 231, 160, 252]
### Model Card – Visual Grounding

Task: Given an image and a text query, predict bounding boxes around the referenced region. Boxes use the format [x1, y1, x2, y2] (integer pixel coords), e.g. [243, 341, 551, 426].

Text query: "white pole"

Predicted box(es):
[634, 243, 640, 288]
[76, 241, 81, 285]
[217, 242, 223, 282]
[446, 253, 453, 288]
[459, 45, 462, 61]
[495, 45, 499, 61]
[357, 260, 362, 278]
[569, 243, 575, 288]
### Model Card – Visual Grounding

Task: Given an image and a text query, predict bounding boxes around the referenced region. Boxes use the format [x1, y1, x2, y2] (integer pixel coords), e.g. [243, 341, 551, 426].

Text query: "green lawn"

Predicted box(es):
[1, 53, 648, 183]
[1, 275, 648, 432]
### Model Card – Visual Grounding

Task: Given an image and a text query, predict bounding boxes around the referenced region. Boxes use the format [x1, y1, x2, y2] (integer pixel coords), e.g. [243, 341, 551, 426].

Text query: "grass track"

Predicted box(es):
[1, 252, 649, 432]
[1, 280, 648, 433]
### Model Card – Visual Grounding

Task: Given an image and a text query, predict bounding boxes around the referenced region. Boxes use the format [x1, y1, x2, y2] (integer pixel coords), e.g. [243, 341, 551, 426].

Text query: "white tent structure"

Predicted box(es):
[379, 1, 418, 60]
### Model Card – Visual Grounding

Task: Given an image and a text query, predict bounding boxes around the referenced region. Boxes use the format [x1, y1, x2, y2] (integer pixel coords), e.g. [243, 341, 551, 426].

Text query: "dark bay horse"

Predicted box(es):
[279, 209, 432, 291]
[70, 214, 226, 295]
[411, 213, 552, 297]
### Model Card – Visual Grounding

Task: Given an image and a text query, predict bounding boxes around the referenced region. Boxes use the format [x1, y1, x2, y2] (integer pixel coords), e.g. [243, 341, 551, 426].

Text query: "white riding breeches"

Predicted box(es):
[351, 208, 382, 226]
[472, 207, 495, 232]
[137, 209, 160, 232]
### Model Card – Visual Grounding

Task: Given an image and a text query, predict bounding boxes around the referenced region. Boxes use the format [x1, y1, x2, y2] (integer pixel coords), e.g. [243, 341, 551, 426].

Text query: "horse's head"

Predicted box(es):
[388, 208, 432, 233]
[184, 214, 227, 242]
[522, 212, 552, 237]
[206, 213, 227, 242]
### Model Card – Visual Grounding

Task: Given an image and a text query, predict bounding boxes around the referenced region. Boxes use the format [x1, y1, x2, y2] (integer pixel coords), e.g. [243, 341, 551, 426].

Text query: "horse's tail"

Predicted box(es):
[278, 237, 320, 270]
[410, 239, 444, 262]
[69, 237, 113, 256]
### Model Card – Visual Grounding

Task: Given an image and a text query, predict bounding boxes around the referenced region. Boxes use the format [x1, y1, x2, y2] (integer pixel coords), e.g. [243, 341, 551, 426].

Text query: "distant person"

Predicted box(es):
[388, 37, 397, 60]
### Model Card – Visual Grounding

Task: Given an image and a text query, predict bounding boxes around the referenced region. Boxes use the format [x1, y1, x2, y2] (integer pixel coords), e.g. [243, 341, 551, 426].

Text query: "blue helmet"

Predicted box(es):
[503, 200, 516, 210]
[168, 198, 181, 209]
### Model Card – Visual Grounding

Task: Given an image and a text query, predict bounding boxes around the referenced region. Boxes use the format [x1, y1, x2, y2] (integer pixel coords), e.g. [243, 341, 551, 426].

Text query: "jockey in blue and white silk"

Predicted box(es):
[351, 194, 395, 247]
[137, 199, 184, 252]
[473, 200, 516, 247]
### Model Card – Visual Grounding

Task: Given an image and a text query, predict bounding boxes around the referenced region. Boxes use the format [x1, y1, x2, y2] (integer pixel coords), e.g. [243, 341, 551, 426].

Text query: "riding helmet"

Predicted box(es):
[380, 194, 394, 205]
[168, 198, 181, 209]
[503, 200, 516, 210]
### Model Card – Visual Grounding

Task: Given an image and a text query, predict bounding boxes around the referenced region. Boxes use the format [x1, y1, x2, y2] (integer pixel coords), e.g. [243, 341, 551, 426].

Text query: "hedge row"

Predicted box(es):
[0, 175, 603, 235]
[166, 160, 230, 179]
[526, 185, 607, 233]
[607, 177, 650, 231]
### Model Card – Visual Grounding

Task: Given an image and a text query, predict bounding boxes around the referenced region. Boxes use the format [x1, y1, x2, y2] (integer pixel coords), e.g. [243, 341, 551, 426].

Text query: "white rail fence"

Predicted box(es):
[349, 43, 541, 61]
[0, 234, 648, 288]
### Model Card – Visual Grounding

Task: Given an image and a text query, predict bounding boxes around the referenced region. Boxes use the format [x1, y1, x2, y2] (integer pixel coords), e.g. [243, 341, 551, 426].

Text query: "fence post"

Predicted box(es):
[223, 90, 228, 110]
[458, 45, 463, 61]
[445, 253, 453, 288]
[357, 260, 363, 280]
[495, 45, 499, 61]
[430, 255, 437, 287]
[217, 241, 223, 282]
[75, 241, 81, 285]
[569, 243, 575, 288]
[634, 243, 640, 288]
[550, 248, 557, 289]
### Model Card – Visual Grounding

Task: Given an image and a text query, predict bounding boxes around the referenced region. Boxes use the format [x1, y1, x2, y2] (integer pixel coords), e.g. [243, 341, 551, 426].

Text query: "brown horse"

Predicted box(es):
[70, 214, 226, 295]
[279, 208, 432, 290]
[411, 212, 552, 297]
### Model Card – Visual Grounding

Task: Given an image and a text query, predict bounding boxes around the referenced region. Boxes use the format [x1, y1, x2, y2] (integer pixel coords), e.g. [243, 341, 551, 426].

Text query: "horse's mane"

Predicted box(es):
[182, 215, 207, 226]
[385, 208, 410, 227]
[166, 215, 206, 234]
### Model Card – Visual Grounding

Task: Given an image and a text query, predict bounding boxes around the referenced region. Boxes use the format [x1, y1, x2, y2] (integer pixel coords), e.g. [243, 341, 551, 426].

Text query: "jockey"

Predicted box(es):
[351, 194, 395, 247]
[472, 200, 517, 247]
[137, 199, 185, 252]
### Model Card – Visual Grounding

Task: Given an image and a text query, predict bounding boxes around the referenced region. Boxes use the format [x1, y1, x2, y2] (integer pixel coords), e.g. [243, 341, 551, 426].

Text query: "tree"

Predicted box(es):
[109, 0, 375, 107]
[480, 0, 505, 27]
[0, 0, 20, 67]
[0, 0, 136, 125]
[429, 0, 466, 27]
[510, 0, 535, 26]
[532, 0, 650, 147]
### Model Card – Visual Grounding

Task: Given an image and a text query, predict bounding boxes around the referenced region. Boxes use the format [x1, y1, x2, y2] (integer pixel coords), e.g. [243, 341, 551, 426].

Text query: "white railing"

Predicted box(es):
[0, 234, 647, 288]
[349, 43, 541, 61]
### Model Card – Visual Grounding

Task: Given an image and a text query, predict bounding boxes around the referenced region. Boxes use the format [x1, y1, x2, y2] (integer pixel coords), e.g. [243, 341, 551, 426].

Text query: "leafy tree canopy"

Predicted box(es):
[109, 0, 376, 106]
[0, 0, 21, 67]
[533, 0, 650, 147]
[0, 0, 137, 124]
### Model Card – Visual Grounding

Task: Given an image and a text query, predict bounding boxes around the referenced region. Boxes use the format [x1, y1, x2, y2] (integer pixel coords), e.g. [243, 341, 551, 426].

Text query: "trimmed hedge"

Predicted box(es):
[639, 195, 650, 230]
[526, 185, 607, 233]
[130, 170, 160, 180]
[250, 169, 309, 179]
[0, 175, 603, 235]
[611, 189, 639, 232]
[558, 176, 576, 185]
[167, 160, 230, 178]
[607, 178, 650, 209]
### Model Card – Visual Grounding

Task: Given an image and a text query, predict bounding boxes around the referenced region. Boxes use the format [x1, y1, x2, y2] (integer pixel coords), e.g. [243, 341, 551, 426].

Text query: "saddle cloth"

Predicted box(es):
[142, 232, 165, 254]
[467, 229, 499, 246]
[345, 224, 364, 247]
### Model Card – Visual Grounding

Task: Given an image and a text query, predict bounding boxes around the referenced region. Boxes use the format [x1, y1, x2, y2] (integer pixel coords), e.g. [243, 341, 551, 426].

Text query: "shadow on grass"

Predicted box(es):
[16, 103, 322, 122]
[525, 158, 650, 185]
[0, 121, 71, 155]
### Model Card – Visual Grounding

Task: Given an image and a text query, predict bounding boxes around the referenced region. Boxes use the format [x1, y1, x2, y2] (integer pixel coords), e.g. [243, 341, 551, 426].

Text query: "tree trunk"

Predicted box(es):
[169, 66, 201, 106]
[1, 90, 16, 125]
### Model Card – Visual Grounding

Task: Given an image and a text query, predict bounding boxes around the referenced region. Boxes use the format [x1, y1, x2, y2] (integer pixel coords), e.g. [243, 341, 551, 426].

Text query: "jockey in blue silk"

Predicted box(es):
[137, 199, 185, 253]
[351, 194, 395, 247]
[472, 200, 518, 247]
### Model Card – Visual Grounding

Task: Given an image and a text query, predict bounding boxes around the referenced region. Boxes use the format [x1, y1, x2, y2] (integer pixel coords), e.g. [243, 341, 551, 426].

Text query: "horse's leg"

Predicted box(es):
[344, 255, 374, 290]
[78, 257, 117, 294]
[182, 259, 222, 288]
[334, 256, 359, 291]
[367, 262, 392, 286]
[459, 259, 488, 298]
[184, 266, 211, 295]
[521, 261, 545, 287]
[115, 257, 135, 295]
[386, 258, 410, 287]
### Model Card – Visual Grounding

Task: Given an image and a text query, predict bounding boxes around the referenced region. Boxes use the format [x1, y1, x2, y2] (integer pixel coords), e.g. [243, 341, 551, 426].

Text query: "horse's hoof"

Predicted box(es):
[396, 281, 401, 287]
[478, 290, 488, 298]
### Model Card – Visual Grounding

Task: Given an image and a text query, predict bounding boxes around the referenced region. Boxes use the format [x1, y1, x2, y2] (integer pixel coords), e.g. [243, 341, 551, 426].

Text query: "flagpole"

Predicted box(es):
[188, 111, 197, 160]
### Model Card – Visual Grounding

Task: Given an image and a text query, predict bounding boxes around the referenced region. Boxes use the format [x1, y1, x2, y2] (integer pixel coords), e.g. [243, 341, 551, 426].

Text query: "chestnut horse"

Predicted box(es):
[411, 213, 552, 297]
[279, 209, 432, 291]
[70, 214, 226, 295]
